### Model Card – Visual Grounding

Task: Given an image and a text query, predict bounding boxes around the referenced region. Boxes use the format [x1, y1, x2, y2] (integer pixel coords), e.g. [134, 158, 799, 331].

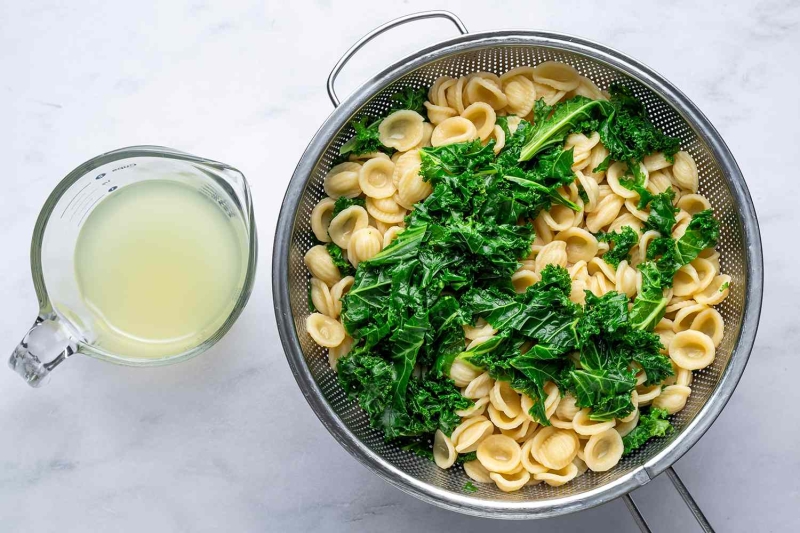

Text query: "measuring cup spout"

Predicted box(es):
[8, 316, 76, 387]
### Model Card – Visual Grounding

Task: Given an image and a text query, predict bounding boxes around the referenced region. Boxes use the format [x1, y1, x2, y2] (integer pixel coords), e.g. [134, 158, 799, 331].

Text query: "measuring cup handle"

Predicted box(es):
[9, 316, 77, 387]
[326, 10, 468, 107]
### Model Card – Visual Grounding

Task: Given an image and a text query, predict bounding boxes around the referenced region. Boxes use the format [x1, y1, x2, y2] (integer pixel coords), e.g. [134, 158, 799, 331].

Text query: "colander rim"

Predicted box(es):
[272, 29, 763, 519]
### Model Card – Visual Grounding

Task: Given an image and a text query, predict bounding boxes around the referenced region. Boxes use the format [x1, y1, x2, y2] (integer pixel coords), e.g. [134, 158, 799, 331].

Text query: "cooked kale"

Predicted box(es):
[595, 226, 638, 268]
[389, 86, 429, 118]
[622, 407, 674, 454]
[642, 188, 678, 236]
[326, 242, 354, 277]
[331, 196, 366, 218]
[338, 117, 387, 157]
[646, 209, 720, 286]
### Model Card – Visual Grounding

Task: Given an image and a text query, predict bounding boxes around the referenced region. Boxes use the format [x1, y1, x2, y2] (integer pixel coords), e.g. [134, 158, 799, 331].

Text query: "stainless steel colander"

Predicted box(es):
[272, 11, 763, 529]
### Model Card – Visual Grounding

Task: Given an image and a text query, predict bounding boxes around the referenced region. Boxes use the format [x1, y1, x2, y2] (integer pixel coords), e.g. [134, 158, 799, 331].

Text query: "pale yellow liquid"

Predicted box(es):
[74, 180, 248, 359]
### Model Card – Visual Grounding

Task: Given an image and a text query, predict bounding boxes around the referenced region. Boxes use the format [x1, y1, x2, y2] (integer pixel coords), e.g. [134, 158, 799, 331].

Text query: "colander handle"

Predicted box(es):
[625, 466, 715, 533]
[326, 11, 468, 107]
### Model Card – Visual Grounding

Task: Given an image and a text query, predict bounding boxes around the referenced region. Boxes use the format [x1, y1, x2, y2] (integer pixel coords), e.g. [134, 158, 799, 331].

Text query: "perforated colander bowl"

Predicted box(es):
[272, 11, 763, 525]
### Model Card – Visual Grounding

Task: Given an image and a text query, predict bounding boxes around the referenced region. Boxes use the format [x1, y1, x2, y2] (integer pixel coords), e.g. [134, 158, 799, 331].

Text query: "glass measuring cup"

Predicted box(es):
[8, 146, 258, 387]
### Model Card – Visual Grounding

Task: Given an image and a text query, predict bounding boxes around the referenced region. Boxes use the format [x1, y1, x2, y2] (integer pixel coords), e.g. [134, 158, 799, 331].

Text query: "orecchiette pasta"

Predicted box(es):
[643, 152, 673, 172]
[636, 383, 662, 406]
[673, 303, 708, 332]
[586, 194, 625, 232]
[433, 430, 457, 469]
[424, 101, 458, 125]
[573, 408, 616, 436]
[431, 116, 478, 147]
[397, 166, 433, 208]
[501, 419, 533, 441]
[304, 245, 341, 287]
[487, 124, 506, 154]
[615, 260, 639, 298]
[694, 275, 731, 305]
[502, 74, 537, 117]
[416, 121, 434, 149]
[327, 334, 353, 370]
[582, 429, 624, 472]
[382, 225, 404, 248]
[310, 277, 335, 318]
[488, 403, 528, 430]
[690, 308, 725, 347]
[324, 162, 362, 199]
[347, 226, 383, 267]
[378, 110, 425, 151]
[305, 313, 345, 348]
[366, 196, 406, 224]
[449, 358, 482, 387]
[534, 462, 579, 487]
[677, 193, 711, 215]
[568, 75, 606, 101]
[607, 161, 648, 199]
[669, 330, 716, 370]
[672, 263, 701, 297]
[511, 269, 540, 294]
[555, 227, 599, 263]
[329, 276, 354, 317]
[466, 76, 508, 110]
[490, 468, 531, 492]
[530, 426, 580, 470]
[542, 201, 577, 231]
[489, 380, 523, 418]
[535, 241, 569, 273]
[464, 372, 495, 399]
[615, 410, 640, 438]
[477, 434, 522, 473]
[565, 132, 601, 170]
[456, 396, 489, 418]
[328, 205, 369, 249]
[652, 385, 691, 414]
[454, 418, 495, 454]
[647, 170, 673, 195]
[461, 102, 496, 141]
[556, 392, 581, 423]
[358, 157, 396, 199]
[532, 61, 581, 91]
[464, 460, 493, 484]
[311, 197, 336, 242]
[672, 151, 699, 192]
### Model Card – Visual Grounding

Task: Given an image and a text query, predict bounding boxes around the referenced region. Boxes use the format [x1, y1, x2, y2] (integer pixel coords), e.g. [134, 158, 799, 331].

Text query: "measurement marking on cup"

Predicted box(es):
[69, 189, 103, 223]
[78, 194, 107, 226]
[60, 181, 94, 219]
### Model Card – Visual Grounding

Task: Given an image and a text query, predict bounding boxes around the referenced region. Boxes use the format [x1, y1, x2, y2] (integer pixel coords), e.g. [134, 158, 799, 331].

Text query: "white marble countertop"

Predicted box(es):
[1, 1, 798, 531]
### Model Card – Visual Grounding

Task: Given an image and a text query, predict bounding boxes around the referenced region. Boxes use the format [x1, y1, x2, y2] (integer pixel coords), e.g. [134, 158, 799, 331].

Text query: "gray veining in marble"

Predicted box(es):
[1, 1, 798, 531]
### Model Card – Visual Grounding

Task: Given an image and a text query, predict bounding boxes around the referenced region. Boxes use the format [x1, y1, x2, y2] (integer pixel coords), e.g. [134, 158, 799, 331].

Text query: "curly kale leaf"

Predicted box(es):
[622, 407, 674, 454]
[337, 344, 471, 441]
[331, 196, 366, 218]
[642, 188, 678, 236]
[519, 97, 606, 161]
[646, 209, 720, 286]
[598, 84, 681, 165]
[339, 117, 391, 157]
[326, 242, 354, 277]
[629, 262, 668, 332]
[389, 86, 428, 118]
[595, 226, 638, 268]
